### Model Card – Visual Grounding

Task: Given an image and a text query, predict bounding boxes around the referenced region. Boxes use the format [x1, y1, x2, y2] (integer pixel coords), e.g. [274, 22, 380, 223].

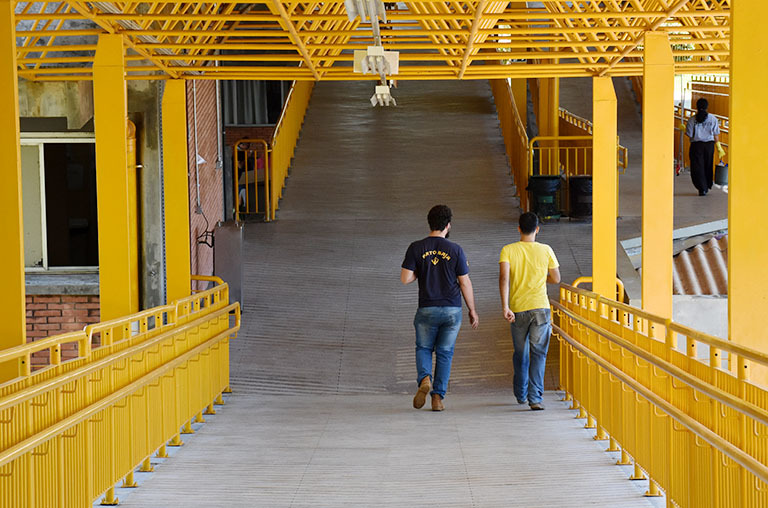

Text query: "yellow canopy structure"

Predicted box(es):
[14, 0, 730, 81]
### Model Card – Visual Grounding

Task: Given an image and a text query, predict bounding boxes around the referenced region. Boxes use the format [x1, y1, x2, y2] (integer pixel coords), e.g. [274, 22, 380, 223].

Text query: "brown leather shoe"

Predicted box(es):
[431, 393, 444, 412]
[413, 376, 432, 409]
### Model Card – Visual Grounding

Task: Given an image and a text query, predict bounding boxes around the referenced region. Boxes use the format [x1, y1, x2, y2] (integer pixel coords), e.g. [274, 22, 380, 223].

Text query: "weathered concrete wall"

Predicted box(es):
[128, 81, 165, 309]
[18, 79, 94, 130]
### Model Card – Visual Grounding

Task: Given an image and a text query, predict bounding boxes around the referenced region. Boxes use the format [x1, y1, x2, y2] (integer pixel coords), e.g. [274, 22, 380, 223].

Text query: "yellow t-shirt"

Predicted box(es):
[499, 241, 559, 312]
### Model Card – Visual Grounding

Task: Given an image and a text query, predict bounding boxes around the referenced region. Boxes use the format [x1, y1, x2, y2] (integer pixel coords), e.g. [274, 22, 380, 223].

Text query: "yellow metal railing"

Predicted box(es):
[0, 280, 240, 507]
[572, 276, 625, 302]
[234, 138, 271, 222]
[528, 135, 593, 177]
[558, 108, 629, 173]
[269, 80, 314, 220]
[553, 284, 768, 507]
[490, 79, 530, 211]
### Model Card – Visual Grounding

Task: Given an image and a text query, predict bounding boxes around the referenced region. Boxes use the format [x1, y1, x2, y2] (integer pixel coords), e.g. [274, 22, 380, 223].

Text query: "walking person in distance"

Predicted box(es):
[686, 97, 725, 196]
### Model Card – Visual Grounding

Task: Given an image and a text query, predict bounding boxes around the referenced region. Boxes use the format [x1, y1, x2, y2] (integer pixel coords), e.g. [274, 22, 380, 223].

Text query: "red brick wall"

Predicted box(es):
[186, 81, 223, 286]
[26, 295, 100, 367]
[224, 126, 276, 148]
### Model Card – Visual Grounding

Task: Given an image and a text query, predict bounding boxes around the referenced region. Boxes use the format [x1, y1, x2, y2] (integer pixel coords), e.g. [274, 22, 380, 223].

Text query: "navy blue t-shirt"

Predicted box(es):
[402, 236, 469, 308]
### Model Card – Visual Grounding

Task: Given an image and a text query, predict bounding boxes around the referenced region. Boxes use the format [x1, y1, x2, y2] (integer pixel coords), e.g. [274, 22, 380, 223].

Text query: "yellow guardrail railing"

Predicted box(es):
[557, 108, 629, 174]
[490, 79, 530, 211]
[553, 283, 768, 508]
[528, 135, 593, 177]
[234, 138, 271, 222]
[572, 276, 625, 302]
[0, 280, 239, 507]
[269, 80, 314, 220]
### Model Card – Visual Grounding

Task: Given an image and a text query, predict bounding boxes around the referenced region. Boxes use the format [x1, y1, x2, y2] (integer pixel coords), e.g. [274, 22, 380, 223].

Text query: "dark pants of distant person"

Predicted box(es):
[689, 140, 714, 193]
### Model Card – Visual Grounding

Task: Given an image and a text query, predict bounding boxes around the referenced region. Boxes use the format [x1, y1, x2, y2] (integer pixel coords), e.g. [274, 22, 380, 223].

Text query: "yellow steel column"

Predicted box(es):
[537, 78, 550, 136]
[0, 0, 25, 382]
[549, 75, 559, 139]
[94, 35, 139, 320]
[592, 77, 617, 298]
[641, 32, 674, 318]
[510, 79, 527, 130]
[162, 80, 192, 302]
[729, 3, 768, 383]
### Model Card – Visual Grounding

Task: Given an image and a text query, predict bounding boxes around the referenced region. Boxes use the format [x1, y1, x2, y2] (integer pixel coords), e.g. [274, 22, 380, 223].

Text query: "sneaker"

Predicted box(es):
[431, 393, 444, 412]
[516, 398, 526, 405]
[413, 376, 432, 409]
[529, 402, 545, 411]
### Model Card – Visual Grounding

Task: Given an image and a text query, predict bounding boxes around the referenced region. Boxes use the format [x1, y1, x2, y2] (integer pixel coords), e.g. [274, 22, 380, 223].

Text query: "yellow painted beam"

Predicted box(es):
[269, 0, 320, 80]
[537, 78, 550, 136]
[549, 75, 559, 139]
[592, 76, 617, 299]
[510, 78, 527, 130]
[457, 0, 488, 78]
[597, 0, 689, 77]
[641, 32, 674, 318]
[0, 0, 25, 382]
[162, 80, 192, 302]
[94, 35, 139, 320]
[729, 2, 768, 384]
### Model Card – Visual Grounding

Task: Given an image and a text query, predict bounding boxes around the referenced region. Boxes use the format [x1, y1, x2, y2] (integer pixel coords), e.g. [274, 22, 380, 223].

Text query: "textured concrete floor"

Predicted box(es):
[113, 79, 670, 507]
[117, 393, 658, 508]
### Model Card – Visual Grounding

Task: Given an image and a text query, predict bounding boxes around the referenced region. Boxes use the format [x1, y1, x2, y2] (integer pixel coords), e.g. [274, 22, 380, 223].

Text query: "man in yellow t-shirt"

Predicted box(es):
[498, 212, 560, 410]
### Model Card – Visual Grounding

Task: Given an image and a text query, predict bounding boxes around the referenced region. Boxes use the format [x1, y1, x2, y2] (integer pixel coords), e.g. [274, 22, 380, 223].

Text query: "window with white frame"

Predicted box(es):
[21, 133, 98, 271]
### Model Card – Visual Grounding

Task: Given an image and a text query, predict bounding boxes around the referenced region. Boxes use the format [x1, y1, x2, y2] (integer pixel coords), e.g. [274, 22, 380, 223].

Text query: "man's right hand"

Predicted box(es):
[503, 308, 515, 323]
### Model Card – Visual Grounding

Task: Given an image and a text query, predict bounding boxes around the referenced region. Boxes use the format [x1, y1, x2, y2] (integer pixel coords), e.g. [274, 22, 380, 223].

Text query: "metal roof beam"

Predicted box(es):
[270, 0, 321, 80]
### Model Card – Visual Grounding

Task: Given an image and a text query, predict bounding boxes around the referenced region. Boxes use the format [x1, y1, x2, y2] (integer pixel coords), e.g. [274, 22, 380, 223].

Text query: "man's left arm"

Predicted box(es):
[546, 246, 561, 284]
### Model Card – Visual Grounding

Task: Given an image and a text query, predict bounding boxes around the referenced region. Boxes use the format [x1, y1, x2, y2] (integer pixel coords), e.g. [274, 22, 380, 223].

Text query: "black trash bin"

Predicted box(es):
[568, 175, 593, 218]
[527, 175, 561, 219]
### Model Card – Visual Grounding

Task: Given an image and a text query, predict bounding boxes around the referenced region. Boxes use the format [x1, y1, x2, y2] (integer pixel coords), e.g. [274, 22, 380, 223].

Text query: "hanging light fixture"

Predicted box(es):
[370, 85, 397, 107]
[344, 0, 386, 23]
[346, 0, 398, 106]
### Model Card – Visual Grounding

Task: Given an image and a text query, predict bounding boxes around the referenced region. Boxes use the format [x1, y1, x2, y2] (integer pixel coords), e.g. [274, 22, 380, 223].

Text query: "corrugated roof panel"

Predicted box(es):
[672, 235, 728, 295]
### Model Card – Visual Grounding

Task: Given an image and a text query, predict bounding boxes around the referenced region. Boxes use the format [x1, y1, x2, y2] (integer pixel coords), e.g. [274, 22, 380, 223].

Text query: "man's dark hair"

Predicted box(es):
[427, 205, 452, 231]
[695, 97, 709, 123]
[519, 212, 539, 235]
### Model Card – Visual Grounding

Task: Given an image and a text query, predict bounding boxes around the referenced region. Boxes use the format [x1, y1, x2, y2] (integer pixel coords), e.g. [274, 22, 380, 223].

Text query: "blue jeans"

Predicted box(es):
[510, 308, 552, 405]
[414, 306, 463, 398]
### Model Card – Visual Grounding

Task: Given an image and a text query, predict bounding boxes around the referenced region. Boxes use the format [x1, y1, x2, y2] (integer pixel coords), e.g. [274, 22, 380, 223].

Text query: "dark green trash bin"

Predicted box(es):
[527, 175, 561, 219]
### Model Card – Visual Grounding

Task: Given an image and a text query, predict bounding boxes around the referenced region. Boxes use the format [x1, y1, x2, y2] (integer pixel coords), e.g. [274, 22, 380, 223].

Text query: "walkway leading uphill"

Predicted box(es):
[119, 80, 658, 507]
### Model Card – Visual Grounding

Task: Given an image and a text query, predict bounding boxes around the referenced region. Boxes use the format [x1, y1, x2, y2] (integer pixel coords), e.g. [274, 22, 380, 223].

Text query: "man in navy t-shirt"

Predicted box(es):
[401, 205, 479, 411]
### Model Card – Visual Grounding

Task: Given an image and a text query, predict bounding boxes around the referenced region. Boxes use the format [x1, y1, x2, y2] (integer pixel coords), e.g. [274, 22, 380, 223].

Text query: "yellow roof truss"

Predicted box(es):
[13, 0, 730, 81]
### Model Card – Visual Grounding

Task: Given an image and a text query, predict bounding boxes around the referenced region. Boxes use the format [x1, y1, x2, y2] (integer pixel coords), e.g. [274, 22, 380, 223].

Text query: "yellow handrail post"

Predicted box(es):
[0, 0, 27, 383]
